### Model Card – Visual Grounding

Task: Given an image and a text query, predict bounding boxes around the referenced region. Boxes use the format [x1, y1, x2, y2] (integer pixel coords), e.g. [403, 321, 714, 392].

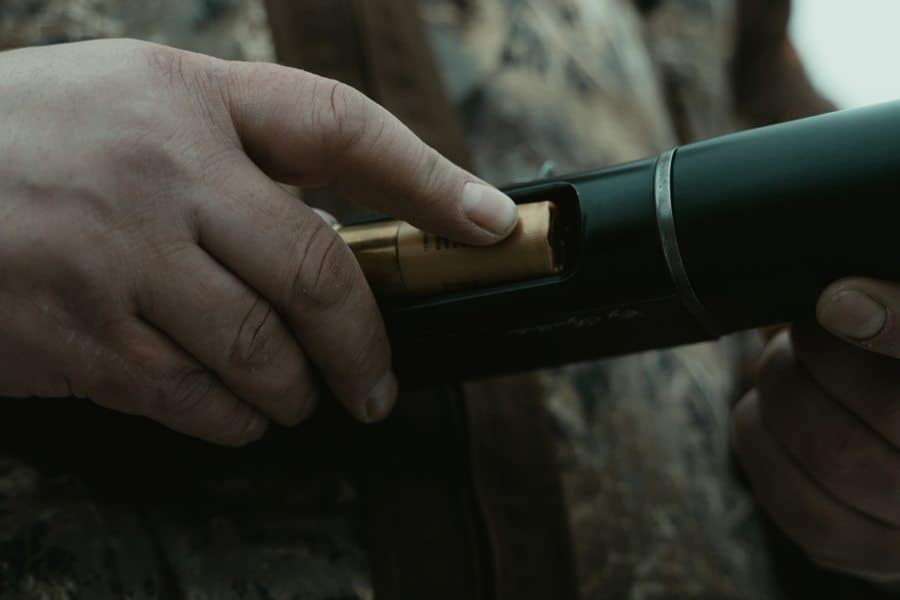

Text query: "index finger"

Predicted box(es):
[222, 61, 518, 244]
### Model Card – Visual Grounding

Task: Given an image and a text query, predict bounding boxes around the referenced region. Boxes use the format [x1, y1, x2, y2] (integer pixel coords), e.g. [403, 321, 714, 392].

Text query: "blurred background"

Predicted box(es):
[791, 0, 900, 108]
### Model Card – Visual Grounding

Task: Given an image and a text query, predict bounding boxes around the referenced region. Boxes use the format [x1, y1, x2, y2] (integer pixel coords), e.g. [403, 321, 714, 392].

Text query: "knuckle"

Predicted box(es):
[140, 42, 220, 92]
[153, 366, 216, 419]
[814, 421, 871, 484]
[287, 220, 357, 312]
[417, 147, 445, 194]
[225, 299, 313, 426]
[139, 43, 232, 136]
[412, 148, 449, 214]
[315, 79, 372, 163]
[140, 43, 193, 88]
[229, 298, 278, 370]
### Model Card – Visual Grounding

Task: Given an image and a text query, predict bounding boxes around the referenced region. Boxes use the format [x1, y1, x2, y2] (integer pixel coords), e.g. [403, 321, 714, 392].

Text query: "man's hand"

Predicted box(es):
[0, 39, 517, 445]
[734, 277, 900, 580]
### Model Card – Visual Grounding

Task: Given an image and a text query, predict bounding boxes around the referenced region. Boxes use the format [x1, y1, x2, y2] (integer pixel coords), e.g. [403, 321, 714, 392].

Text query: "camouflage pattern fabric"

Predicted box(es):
[0, 0, 274, 60]
[423, 2, 774, 597]
[0, 0, 864, 598]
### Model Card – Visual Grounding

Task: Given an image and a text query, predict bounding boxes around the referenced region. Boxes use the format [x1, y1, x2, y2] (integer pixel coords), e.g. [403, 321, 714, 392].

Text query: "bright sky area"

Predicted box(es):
[789, 0, 900, 108]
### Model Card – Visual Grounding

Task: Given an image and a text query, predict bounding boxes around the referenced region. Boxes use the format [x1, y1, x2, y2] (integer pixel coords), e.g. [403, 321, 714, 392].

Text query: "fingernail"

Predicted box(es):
[241, 412, 268, 444]
[365, 371, 398, 423]
[818, 289, 887, 341]
[312, 208, 340, 228]
[461, 182, 518, 237]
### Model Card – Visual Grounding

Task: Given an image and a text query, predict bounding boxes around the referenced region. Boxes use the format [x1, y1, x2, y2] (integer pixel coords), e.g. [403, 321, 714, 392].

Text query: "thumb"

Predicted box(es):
[221, 61, 517, 245]
[816, 277, 900, 356]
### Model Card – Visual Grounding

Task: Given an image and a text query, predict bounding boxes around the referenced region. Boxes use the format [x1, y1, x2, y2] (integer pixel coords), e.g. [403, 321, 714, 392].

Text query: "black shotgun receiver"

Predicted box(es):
[344, 102, 900, 380]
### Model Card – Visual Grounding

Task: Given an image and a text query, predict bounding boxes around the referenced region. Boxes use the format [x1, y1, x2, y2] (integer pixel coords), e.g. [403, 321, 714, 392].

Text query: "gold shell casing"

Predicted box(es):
[336, 201, 562, 298]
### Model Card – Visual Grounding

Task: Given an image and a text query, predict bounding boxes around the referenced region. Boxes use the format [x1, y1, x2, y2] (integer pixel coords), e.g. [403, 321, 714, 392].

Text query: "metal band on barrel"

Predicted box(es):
[654, 148, 718, 336]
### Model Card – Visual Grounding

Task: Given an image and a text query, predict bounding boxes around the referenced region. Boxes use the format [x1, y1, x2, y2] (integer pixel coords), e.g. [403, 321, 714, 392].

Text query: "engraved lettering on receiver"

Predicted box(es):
[507, 308, 645, 336]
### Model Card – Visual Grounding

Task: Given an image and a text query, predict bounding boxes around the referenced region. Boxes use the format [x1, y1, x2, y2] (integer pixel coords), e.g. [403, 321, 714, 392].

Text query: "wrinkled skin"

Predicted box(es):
[0, 39, 516, 445]
[736, 278, 900, 581]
